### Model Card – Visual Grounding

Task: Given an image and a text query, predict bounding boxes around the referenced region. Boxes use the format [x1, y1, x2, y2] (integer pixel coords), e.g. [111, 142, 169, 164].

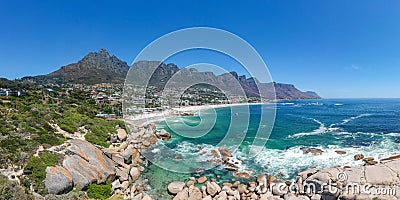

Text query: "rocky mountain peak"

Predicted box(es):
[98, 48, 109, 56]
[35, 49, 129, 84]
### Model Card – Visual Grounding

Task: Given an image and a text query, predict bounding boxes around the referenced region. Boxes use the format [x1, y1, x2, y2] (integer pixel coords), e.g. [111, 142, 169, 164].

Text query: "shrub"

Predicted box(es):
[23, 151, 59, 194]
[0, 174, 33, 200]
[33, 132, 66, 147]
[84, 118, 123, 148]
[86, 181, 112, 200]
[57, 109, 88, 133]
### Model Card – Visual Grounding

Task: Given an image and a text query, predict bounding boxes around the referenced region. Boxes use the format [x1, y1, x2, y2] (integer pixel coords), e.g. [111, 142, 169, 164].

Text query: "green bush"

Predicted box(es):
[84, 118, 124, 148]
[23, 151, 59, 194]
[44, 191, 87, 200]
[86, 181, 112, 200]
[33, 132, 66, 147]
[57, 109, 88, 133]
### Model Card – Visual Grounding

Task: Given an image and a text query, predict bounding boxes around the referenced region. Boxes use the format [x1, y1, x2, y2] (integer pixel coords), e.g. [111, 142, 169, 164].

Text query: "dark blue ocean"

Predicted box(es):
[143, 99, 400, 197]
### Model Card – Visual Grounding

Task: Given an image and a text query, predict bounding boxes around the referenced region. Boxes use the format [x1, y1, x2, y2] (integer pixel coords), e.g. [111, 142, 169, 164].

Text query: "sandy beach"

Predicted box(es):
[124, 102, 268, 125]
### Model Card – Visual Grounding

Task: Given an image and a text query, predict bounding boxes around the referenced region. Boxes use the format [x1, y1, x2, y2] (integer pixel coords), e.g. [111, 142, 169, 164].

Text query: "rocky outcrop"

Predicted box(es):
[44, 139, 116, 194]
[295, 156, 400, 199]
[67, 139, 115, 183]
[156, 129, 171, 140]
[301, 147, 324, 155]
[362, 157, 378, 165]
[102, 123, 160, 199]
[207, 147, 252, 180]
[62, 155, 99, 188]
[44, 166, 73, 195]
[43, 123, 159, 198]
[354, 154, 364, 161]
[109, 123, 166, 199]
[168, 156, 400, 200]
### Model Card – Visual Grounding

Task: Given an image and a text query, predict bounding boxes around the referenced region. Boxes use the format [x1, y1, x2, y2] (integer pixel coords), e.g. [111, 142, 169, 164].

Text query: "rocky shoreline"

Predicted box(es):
[167, 153, 400, 200]
[40, 122, 400, 200]
[42, 123, 162, 199]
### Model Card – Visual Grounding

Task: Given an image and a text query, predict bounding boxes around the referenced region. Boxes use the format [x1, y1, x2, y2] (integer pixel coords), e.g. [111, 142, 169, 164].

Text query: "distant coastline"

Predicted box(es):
[125, 102, 269, 126]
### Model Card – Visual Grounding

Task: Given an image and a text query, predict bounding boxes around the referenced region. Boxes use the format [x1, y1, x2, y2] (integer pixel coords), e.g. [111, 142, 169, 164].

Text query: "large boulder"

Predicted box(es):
[173, 188, 189, 200]
[197, 176, 207, 184]
[168, 181, 186, 195]
[121, 144, 138, 163]
[354, 154, 364, 161]
[188, 185, 202, 200]
[157, 129, 171, 140]
[62, 155, 99, 188]
[67, 140, 116, 182]
[343, 167, 365, 184]
[116, 166, 129, 182]
[117, 128, 127, 141]
[365, 165, 399, 185]
[130, 167, 140, 182]
[233, 171, 250, 179]
[302, 147, 324, 155]
[218, 147, 233, 157]
[206, 181, 221, 196]
[381, 158, 400, 175]
[142, 196, 153, 200]
[44, 166, 74, 194]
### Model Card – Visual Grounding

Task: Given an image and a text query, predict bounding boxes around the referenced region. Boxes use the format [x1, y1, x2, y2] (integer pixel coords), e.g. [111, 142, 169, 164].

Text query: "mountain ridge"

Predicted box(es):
[23, 48, 129, 84]
[21, 49, 321, 99]
[128, 60, 321, 99]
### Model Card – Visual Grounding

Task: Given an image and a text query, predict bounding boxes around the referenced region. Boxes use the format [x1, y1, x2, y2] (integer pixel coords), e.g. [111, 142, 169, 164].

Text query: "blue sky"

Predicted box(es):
[0, 0, 399, 98]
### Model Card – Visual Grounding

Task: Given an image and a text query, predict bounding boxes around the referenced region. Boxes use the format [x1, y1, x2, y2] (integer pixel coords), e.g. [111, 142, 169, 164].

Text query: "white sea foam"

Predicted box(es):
[290, 114, 373, 138]
[332, 131, 352, 135]
[252, 138, 400, 179]
[174, 141, 215, 154]
[334, 103, 343, 106]
[307, 102, 324, 106]
[327, 127, 339, 131]
[340, 113, 372, 125]
[170, 141, 257, 174]
[289, 118, 327, 138]
[166, 133, 399, 180]
[280, 103, 295, 105]
[387, 132, 400, 137]
[151, 148, 161, 153]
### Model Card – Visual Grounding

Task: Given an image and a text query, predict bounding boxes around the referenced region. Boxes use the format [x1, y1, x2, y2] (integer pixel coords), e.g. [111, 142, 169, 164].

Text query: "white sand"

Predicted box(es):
[125, 102, 267, 125]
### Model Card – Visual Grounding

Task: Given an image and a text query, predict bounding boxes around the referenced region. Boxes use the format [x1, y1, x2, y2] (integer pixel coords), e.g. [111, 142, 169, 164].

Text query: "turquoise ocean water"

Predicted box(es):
[142, 99, 400, 197]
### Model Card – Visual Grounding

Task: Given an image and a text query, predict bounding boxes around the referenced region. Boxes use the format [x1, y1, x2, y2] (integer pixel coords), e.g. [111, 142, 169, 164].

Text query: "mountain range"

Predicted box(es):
[21, 49, 320, 99]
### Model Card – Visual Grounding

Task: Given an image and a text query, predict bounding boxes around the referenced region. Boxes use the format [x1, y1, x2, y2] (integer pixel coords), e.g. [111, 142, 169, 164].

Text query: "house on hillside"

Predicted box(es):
[58, 91, 69, 97]
[0, 88, 26, 97]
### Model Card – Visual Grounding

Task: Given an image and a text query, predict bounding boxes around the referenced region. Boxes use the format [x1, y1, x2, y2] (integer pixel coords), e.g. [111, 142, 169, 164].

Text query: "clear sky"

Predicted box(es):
[0, 0, 399, 98]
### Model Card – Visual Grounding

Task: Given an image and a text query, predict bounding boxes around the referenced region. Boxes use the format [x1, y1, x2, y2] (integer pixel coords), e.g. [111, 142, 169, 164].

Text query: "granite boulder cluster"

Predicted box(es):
[44, 123, 167, 200]
[168, 155, 400, 200]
